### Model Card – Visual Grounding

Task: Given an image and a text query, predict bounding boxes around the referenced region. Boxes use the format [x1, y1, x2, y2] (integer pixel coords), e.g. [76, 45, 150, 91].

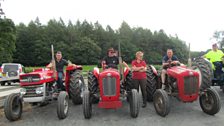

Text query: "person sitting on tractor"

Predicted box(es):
[47, 51, 76, 91]
[102, 48, 129, 69]
[161, 49, 180, 89]
[131, 51, 147, 108]
[203, 42, 224, 78]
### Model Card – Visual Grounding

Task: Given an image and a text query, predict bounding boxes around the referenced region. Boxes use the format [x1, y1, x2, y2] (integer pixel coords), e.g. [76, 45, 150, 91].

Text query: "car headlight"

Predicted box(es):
[20, 88, 26, 95]
[35, 87, 44, 94]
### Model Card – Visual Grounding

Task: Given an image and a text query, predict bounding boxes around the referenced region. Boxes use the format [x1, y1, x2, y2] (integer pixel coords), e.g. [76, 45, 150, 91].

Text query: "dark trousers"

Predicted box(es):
[133, 79, 147, 104]
[57, 72, 65, 90]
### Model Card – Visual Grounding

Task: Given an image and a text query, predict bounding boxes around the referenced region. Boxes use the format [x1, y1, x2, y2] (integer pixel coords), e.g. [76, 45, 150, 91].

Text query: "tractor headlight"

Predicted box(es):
[35, 87, 44, 94]
[20, 88, 26, 95]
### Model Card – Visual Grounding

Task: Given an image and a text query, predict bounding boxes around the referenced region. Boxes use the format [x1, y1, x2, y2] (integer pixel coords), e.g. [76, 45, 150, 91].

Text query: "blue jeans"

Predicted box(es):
[57, 72, 64, 90]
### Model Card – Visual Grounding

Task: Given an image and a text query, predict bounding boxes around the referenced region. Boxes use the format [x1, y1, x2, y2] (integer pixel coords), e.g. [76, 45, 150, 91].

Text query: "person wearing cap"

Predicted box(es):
[47, 51, 76, 91]
[203, 42, 224, 77]
[102, 48, 129, 69]
[131, 51, 147, 108]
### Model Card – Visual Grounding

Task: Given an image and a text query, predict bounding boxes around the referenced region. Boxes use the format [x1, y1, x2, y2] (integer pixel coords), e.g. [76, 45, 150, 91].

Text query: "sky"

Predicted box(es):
[1, 0, 224, 51]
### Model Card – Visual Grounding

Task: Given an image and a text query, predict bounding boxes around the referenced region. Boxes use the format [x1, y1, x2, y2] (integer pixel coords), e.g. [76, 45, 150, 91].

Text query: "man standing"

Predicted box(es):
[161, 49, 179, 89]
[47, 51, 76, 91]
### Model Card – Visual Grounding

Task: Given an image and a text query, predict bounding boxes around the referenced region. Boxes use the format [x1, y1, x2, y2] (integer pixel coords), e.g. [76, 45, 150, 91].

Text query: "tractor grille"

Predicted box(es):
[102, 77, 116, 96]
[20, 74, 40, 83]
[23, 85, 44, 97]
[184, 76, 198, 95]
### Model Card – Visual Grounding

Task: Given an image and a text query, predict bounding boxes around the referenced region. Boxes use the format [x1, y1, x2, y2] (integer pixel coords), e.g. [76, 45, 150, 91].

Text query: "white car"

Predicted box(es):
[0, 63, 25, 86]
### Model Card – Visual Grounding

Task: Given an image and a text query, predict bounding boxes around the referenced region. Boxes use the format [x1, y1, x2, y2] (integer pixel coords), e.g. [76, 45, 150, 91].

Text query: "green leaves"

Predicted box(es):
[0, 18, 16, 64]
[1, 18, 189, 66]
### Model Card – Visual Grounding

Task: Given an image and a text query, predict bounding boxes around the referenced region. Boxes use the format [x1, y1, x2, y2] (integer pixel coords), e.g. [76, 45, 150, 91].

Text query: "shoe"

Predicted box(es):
[142, 103, 147, 108]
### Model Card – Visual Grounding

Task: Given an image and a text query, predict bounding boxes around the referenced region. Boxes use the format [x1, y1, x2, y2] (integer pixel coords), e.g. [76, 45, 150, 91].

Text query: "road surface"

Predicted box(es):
[0, 85, 224, 126]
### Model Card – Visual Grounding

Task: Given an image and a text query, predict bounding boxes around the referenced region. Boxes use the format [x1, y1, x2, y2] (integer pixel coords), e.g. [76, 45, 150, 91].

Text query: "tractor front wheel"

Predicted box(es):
[129, 89, 140, 118]
[83, 90, 92, 119]
[199, 88, 221, 115]
[4, 93, 23, 121]
[57, 91, 69, 119]
[153, 89, 170, 117]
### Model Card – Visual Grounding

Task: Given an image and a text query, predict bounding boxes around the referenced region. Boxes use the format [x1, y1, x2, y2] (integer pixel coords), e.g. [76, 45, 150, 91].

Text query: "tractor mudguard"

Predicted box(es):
[124, 67, 130, 78]
[92, 67, 100, 79]
[149, 65, 158, 76]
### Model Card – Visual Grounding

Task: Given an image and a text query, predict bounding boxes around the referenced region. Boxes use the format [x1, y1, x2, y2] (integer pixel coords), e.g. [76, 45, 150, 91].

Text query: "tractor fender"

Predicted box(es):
[66, 65, 83, 71]
[149, 65, 158, 76]
[93, 67, 100, 79]
[124, 67, 130, 78]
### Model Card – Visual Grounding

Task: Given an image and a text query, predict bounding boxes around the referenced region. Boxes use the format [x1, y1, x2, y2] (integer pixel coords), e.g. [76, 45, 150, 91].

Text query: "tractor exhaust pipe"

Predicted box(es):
[188, 43, 192, 68]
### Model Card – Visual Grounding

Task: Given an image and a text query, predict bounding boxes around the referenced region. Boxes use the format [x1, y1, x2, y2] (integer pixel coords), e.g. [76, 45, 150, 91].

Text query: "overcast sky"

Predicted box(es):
[1, 0, 224, 51]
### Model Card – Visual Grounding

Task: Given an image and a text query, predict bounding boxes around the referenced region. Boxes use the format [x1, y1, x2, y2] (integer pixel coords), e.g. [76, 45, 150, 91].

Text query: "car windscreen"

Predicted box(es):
[3, 65, 19, 73]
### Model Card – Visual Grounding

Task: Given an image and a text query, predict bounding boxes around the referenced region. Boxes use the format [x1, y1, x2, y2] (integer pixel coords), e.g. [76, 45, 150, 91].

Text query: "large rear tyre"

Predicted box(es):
[83, 91, 92, 119]
[199, 88, 221, 115]
[129, 89, 140, 118]
[69, 70, 84, 105]
[153, 89, 170, 117]
[57, 91, 69, 119]
[88, 71, 99, 104]
[124, 71, 134, 91]
[146, 67, 157, 102]
[4, 93, 23, 121]
[1, 82, 6, 86]
[222, 85, 224, 93]
[192, 58, 212, 90]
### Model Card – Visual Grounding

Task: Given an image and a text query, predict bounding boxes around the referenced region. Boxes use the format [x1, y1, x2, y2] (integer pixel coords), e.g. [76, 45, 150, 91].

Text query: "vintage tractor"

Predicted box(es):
[4, 46, 84, 121]
[192, 57, 224, 93]
[151, 62, 221, 117]
[83, 64, 140, 119]
[4, 65, 84, 121]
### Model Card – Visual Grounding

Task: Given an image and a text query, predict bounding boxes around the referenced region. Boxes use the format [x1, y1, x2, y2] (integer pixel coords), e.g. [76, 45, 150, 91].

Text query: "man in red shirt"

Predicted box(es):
[132, 51, 147, 108]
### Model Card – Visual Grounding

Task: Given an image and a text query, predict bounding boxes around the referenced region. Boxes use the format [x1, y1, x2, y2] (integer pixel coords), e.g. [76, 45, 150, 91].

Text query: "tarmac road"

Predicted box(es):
[0, 87, 224, 126]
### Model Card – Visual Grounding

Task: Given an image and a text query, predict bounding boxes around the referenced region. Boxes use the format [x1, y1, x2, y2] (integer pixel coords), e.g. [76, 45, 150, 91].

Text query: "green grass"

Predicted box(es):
[24, 64, 162, 75]
[24, 65, 97, 73]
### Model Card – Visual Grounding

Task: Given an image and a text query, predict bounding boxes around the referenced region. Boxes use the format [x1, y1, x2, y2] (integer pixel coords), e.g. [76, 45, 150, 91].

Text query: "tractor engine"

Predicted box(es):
[167, 66, 199, 102]
[98, 68, 122, 109]
[19, 68, 56, 103]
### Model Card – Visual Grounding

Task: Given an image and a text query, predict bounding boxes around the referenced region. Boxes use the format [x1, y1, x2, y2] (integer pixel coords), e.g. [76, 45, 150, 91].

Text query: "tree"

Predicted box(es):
[0, 18, 16, 64]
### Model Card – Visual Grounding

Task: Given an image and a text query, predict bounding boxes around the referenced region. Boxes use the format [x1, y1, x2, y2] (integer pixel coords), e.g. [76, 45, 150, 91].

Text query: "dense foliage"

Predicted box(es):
[1, 18, 190, 66]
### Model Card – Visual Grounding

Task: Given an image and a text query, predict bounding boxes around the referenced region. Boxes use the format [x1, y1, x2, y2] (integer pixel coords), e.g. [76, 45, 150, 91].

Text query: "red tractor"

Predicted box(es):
[4, 46, 84, 121]
[82, 45, 157, 119]
[83, 64, 140, 119]
[151, 62, 221, 117]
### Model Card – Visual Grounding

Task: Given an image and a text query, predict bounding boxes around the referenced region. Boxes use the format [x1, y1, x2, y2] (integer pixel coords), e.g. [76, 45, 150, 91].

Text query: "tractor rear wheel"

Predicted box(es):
[88, 71, 99, 104]
[129, 89, 140, 118]
[222, 86, 224, 93]
[153, 89, 170, 117]
[125, 71, 134, 92]
[146, 67, 157, 102]
[69, 70, 84, 105]
[83, 90, 92, 119]
[192, 58, 212, 90]
[4, 93, 23, 121]
[1, 82, 5, 86]
[199, 88, 221, 115]
[57, 91, 69, 119]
